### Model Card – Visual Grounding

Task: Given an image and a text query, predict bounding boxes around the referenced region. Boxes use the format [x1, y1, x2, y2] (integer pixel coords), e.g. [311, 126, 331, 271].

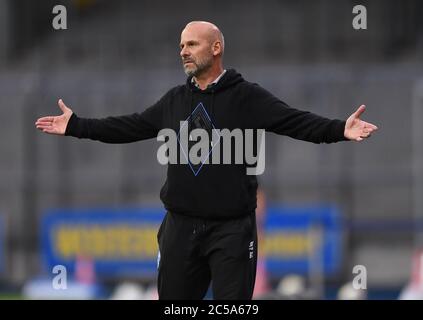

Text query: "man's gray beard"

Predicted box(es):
[183, 58, 213, 77]
[184, 68, 196, 77]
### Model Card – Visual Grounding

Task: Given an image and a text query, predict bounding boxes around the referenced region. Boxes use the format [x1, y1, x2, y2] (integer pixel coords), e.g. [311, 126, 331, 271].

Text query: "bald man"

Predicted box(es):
[36, 21, 378, 300]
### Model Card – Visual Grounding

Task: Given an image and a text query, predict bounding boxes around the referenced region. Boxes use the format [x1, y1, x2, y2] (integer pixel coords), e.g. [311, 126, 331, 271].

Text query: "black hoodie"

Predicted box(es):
[65, 69, 348, 219]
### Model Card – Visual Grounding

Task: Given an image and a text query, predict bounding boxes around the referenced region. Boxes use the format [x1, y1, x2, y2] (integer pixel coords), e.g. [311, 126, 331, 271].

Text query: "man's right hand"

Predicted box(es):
[35, 99, 73, 135]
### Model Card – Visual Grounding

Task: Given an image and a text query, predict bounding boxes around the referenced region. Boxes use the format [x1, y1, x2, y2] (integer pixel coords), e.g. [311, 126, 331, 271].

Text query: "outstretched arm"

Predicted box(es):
[245, 84, 378, 144]
[344, 105, 378, 142]
[35, 99, 73, 135]
[35, 96, 165, 143]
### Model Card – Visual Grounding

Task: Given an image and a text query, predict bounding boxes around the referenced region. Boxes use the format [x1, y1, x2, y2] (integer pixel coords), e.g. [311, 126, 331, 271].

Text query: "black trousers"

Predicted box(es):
[157, 211, 257, 300]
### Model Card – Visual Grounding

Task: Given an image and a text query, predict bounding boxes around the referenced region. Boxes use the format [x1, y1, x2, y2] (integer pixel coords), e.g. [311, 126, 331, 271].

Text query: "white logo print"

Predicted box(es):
[249, 241, 254, 259]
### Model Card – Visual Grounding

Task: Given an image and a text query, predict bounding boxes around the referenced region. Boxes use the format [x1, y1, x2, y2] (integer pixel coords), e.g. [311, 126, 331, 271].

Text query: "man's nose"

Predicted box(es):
[180, 47, 189, 58]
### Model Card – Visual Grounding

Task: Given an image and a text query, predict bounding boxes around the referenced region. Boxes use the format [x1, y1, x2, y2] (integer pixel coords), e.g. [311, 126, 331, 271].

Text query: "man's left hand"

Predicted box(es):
[344, 105, 378, 142]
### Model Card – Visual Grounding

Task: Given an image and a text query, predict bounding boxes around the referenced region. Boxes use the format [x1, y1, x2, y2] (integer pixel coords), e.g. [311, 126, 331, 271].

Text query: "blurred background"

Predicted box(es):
[1, 0, 423, 299]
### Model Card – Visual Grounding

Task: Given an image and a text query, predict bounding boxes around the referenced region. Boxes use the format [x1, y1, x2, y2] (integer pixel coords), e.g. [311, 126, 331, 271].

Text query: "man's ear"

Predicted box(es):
[212, 41, 222, 56]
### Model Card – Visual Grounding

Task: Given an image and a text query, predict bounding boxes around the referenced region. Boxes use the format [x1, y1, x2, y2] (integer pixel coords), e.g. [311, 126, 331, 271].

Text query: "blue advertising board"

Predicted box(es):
[263, 205, 342, 276]
[41, 207, 165, 278]
[41, 205, 342, 278]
